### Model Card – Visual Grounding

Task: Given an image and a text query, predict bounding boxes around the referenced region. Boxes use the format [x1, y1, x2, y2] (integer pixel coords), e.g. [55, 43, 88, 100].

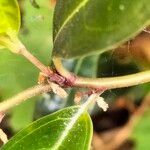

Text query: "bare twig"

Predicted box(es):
[0, 84, 52, 112]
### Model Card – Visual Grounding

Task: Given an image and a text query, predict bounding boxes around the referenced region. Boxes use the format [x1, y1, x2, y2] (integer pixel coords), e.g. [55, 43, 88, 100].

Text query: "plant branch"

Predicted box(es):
[1, 35, 150, 113]
[53, 57, 150, 90]
[53, 57, 75, 79]
[75, 70, 150, 89]
[19, 46, 52, 76]
[1, 35, 53, 77]
[0, 84, 51, 113]
[16, 40, 54, 77]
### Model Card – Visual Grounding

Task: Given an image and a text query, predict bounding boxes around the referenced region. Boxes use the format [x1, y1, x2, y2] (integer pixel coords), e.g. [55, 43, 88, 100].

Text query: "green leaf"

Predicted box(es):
[0, 0, 20, 35]
[2, 106, 93, 150]
[53, 0, 150, 59]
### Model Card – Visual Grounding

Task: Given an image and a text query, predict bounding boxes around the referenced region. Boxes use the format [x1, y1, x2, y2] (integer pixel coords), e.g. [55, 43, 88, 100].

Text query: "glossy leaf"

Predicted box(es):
[53, 0, 150, 59]
[0, 0, 20, 35]
[2, 106, 92, 150]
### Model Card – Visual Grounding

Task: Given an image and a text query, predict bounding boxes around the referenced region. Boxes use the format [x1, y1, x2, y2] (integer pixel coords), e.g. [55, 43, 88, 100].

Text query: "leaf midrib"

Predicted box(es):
[51, 107, 87, 150]
[54, 0, 89, 43]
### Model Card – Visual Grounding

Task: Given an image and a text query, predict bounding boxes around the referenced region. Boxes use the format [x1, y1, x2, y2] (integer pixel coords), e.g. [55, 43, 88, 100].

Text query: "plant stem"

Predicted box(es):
[0, 84, 51, 112]
[75, 70, 150, 89]
[19, 46, 52, 76]
[17, 39, 54, 76]
[53, 57, 150, 90]
[53, 57, 74, 79]
[1, 35, 53, 77]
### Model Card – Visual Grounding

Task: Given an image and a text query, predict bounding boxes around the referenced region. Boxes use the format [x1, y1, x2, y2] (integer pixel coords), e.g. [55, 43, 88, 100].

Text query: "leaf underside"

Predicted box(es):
[53, 0, 150, 59]
[2, 106, 93, 150]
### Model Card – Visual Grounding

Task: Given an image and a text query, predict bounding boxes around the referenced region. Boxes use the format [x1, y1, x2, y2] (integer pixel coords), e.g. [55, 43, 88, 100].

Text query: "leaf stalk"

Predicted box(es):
[53, 57, 150, 90]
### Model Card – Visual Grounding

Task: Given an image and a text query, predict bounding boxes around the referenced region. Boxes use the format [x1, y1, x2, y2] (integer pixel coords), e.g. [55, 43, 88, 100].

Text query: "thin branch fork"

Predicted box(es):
[5, 35, 150, 91]
[1, 55, 149, 113]
[0, 36, 150, 113]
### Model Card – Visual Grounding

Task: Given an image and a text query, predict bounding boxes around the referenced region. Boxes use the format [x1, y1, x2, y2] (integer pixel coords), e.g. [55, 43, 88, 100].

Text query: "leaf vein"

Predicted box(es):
[54, 0, 89, 43]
